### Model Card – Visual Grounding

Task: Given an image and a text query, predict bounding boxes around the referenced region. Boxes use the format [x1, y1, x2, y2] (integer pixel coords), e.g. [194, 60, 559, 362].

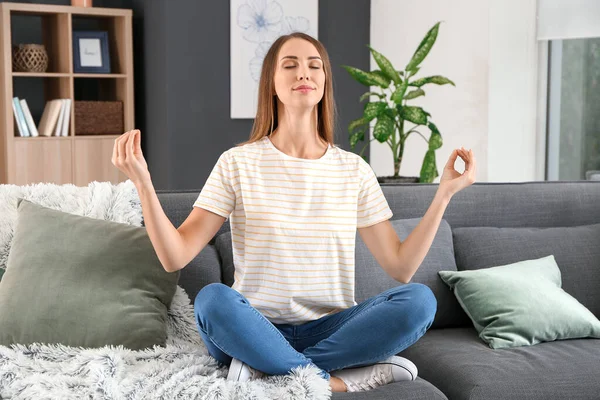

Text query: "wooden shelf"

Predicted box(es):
[13, 72, 127, 78]
[0, 2, 133, 185]
[74, 73, 127, 78]
[13, 135, 120, 141]
[13, 72, 71, 78]
[14, 136, 73, 141]
[1, 2, 132, 17]
[72, 135, 120, 139]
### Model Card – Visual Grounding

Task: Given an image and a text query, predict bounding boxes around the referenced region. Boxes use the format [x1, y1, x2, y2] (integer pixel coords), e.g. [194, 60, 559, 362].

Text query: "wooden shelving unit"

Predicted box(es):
[0, 2, 132, 185]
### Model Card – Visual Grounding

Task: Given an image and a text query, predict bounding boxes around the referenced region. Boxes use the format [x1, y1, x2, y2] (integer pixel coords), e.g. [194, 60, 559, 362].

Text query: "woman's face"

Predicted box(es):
[273, 38, 325, 110]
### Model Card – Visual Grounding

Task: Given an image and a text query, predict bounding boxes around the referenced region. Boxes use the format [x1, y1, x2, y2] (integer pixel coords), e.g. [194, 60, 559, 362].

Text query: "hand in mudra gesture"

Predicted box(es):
[438, 147, 477, 198]
[111, 129, 151, 188]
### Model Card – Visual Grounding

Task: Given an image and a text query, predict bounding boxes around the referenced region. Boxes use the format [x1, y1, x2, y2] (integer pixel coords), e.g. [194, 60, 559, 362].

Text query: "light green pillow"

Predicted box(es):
[0, 199, 179, 350]
[439, 255, 600, 349]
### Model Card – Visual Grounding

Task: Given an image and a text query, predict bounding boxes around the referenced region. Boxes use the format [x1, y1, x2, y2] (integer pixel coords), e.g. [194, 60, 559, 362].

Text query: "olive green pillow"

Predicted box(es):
[0, 199, 179, 350]
[439, 255, 600, 349]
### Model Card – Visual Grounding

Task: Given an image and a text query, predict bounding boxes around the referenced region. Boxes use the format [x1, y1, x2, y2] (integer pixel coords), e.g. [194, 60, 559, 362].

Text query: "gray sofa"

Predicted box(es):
[156, 181, 600, 400]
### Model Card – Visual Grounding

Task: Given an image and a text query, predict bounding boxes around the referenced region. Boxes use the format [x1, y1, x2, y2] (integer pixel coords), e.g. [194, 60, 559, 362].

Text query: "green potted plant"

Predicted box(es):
[342, 22, 455, 183]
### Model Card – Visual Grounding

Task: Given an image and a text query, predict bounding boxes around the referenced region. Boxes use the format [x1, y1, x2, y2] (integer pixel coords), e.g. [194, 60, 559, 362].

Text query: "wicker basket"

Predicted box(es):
[12, 44, 49, 73]
[74, 101, 124, 135]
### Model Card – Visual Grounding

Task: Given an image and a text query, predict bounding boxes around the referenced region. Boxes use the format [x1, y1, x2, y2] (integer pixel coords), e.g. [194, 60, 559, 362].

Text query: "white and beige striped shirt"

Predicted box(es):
[194, 136, 393, 324]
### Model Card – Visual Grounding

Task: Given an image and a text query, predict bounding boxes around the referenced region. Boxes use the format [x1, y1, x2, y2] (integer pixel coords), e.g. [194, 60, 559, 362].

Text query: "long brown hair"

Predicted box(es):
[237, 32, 336, 147]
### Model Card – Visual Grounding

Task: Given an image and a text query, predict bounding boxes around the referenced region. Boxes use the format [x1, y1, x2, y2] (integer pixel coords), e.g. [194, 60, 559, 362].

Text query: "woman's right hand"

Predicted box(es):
[111, 129, 152, 188]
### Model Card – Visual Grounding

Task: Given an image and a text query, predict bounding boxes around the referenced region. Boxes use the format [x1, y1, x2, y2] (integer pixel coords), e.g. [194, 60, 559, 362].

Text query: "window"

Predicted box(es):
[545, 38, 600, 180]
[538, 0, 600, 180]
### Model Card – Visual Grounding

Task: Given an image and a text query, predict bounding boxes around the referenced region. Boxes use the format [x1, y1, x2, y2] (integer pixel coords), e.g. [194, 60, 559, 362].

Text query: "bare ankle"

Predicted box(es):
[330, 376, 347, 392]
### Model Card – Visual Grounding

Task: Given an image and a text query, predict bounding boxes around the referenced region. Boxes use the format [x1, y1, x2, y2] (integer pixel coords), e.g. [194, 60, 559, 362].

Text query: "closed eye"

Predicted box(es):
[284, 66, 321, 69]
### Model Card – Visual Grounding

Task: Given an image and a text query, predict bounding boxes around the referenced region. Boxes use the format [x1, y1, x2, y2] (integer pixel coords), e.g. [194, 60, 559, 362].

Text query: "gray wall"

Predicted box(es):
[7, 0, 371, 190]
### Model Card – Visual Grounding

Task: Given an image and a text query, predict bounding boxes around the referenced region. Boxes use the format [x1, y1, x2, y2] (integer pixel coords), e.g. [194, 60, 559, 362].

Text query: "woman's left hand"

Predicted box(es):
[438, 147, 477, 199]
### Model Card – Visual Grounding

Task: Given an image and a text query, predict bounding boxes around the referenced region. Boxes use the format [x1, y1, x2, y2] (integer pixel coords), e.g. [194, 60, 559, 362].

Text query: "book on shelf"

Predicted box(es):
[60, 99, 72, 137]
[54, 100, 66, 137]
[13, 98, 71, 138]
[38, 99, 71, 137]
[19, 99, 39, 137]
[12, 97, 29, 137]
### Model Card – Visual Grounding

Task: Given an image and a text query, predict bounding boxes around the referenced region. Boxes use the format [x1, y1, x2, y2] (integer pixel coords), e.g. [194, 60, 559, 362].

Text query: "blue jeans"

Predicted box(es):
[194, 282, 436, 380]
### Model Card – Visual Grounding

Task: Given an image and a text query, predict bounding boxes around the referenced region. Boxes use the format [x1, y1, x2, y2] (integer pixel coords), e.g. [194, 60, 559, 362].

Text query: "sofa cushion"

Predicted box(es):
[331, 378, 447, 399]
[356, 218, 469, 329]
[0, 199, 179, 350]
[215, 232, 235, 287]
[452, 223, 600, 318]
[400, 327, 600, 400]
[439, 255, 600, 348]
[177, 244, 222, 304]
[382, 182, 600, 229]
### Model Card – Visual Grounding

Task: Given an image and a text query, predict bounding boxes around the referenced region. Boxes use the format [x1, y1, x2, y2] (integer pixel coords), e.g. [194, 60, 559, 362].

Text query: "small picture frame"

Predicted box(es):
[73, 31, 111, 73]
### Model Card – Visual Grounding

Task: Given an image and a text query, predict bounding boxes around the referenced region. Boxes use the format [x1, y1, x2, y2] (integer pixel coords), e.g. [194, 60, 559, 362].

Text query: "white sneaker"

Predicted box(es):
[226, 358, 266, 381]
[331, 356, 418, 392]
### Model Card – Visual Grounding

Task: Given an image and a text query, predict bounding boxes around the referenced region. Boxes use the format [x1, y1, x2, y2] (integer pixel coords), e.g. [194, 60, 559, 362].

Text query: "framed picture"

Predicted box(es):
[73, 31, 111, 73]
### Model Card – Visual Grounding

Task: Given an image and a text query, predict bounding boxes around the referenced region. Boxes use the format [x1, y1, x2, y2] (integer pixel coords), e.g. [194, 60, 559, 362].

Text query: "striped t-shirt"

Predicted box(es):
[194, 136, 393, 324]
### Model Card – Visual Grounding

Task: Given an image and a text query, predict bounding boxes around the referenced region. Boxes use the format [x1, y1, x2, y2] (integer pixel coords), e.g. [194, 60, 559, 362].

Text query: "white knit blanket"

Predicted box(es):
[0, 181, 330, 400]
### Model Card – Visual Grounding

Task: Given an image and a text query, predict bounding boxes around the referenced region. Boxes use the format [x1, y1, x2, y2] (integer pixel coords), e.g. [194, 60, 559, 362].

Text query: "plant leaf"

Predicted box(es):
[420, 149, 438, 183]
[364, 101, 387, 121]
[410, 75, 455, 88]
[404, 89, 425, 100]
[370, 70, 392, 87]
[428, 122, 443, 150]
[359, 91, 385, 102]
[383, 107, 397, 119]
[368, 46, 402, 84]
[349, 117, 369, 133]
[406, 22, 440, 72]
[408, 67, 420, 77]
[350, 130, 365, 148]
[399, 106, 430, 125]
[373, 114, 395, 143]
[342, 65, 390, 87]
[391, 81, 409, 104]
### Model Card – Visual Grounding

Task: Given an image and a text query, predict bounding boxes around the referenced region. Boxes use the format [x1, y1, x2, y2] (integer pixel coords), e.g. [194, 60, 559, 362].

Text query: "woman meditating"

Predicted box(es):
[111, 32, 476, 393]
